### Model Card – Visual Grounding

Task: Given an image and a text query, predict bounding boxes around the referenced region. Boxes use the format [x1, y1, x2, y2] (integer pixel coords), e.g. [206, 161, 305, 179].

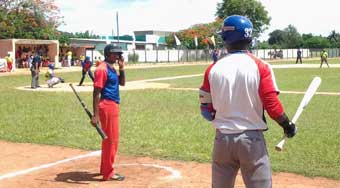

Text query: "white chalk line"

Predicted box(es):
[117, 163, 181, 180]
[165, 87, 340, 96]
[0, 150, 101, 181]
[280, 91, 340, 96]
[0, 151, 181, 181]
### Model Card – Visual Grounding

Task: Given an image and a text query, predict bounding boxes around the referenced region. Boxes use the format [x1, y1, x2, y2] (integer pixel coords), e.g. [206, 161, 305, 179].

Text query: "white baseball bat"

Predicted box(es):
[275, 76, 321, 151]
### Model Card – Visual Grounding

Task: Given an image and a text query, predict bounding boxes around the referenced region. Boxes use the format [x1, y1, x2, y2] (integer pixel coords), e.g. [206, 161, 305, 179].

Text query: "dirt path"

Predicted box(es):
[1, 141, 340, 188]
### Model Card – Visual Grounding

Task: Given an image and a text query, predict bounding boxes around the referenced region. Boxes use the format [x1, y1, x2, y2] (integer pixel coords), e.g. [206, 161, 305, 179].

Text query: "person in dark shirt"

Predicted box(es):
[296, 49, 302, 64]
[31, 53, 41, 89]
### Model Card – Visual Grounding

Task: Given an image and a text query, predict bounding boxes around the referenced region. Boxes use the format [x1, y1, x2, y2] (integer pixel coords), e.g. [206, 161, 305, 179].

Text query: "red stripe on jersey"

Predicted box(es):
[247, 52, 284, 119]
[94, 63, 108, 89]
[200, 63, 217, 92]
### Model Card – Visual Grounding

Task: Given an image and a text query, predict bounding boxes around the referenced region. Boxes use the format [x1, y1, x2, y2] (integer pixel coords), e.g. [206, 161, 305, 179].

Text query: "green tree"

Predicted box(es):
[281, 25, 302, 48]
[256, 40, 270, 49]
[0, 0, 62, 39]
[302, 34, 330, 49]
[268, 30, 285, 46]
[267, 25, 302, 48]
[327, 30, 340, 48]
[57, 31, 100, 46]
[216, 0, 271, 38]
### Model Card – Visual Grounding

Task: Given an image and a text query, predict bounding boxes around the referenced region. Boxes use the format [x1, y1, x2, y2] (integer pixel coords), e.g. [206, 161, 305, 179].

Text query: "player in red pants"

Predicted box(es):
[91, 44, 125, 181]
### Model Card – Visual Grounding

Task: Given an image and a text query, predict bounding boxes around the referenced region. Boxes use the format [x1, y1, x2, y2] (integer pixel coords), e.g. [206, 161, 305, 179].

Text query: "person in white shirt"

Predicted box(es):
[199, 15, 296, 188]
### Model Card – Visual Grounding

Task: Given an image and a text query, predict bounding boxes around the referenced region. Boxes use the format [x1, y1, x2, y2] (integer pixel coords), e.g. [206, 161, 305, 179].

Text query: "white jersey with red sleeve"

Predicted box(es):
[200, 51, 284, 134]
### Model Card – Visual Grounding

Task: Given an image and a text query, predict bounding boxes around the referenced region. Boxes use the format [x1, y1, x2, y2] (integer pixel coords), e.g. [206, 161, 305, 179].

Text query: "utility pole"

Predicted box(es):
[116, 11, 119, 45]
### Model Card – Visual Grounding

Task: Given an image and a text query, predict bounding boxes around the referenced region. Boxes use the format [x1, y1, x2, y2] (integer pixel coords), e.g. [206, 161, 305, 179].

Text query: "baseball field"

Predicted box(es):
[0, 58, 340, 188]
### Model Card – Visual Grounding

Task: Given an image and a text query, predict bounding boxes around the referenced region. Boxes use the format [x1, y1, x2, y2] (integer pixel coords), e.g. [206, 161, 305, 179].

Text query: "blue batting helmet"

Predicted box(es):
[48, 63, 55, 70]
[220, 15, 253, 45]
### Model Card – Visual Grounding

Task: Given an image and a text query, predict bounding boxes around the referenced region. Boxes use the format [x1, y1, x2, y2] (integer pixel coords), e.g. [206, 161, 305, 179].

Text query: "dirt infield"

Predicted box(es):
[1, 141, 340, 188]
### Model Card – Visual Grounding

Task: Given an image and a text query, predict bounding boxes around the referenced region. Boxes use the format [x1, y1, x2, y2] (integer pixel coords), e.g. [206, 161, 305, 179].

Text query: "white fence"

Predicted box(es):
[109, 48, 340, 63]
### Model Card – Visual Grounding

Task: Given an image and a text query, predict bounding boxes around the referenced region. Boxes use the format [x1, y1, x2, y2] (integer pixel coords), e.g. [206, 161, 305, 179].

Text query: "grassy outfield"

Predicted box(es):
[267, 57, 340, 65]
[0, 63, 339, 179]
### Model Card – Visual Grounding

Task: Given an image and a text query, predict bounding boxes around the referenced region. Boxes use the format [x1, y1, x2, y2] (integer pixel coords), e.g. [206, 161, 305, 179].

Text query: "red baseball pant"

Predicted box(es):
[98, 99, 120, 180]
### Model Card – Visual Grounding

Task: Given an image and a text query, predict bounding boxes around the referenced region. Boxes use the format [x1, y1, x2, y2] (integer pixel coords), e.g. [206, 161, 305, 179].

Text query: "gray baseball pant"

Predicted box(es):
[212, 130, 272, 188]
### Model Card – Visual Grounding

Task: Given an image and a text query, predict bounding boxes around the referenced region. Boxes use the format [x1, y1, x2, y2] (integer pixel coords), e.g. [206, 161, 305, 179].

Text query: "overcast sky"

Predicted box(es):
[55, 0, 340, 41]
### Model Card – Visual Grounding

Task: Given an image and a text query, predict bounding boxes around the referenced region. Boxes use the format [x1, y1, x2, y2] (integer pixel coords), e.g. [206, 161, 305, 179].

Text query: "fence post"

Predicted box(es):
[195, 48, 198, 62]
[186, 49, 189, 62]
[263, 50, 265, 60]
[156, 45, 158, 63]
[144, 46, 147, 63]
[177, 48, 180, 62]
[286, 50, 288, 59]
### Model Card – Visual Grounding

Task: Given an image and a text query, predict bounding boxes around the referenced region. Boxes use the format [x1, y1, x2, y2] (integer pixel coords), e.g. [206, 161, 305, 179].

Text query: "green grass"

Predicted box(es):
[158, 67, 340, 92]
[267, 57, 340, 65]
[0, 64, 339, 179]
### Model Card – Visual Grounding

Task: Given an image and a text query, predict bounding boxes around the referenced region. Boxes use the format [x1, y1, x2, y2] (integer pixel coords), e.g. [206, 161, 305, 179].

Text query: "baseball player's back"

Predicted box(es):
[208, 52, 270, 133]
[199, 15, 296, 188]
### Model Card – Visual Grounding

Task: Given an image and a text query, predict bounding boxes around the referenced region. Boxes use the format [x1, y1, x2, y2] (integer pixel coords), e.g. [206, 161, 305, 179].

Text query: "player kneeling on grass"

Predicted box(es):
[45, 64, 65, 88]
[199, 15, 296, 188]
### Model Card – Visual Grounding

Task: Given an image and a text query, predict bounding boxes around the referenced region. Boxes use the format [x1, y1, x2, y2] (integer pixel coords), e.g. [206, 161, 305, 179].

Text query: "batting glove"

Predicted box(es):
[283, 121, 296, 138]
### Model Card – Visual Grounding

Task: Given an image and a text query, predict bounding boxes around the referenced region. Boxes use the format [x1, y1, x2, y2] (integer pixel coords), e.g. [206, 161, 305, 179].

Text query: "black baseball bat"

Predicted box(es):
[69, 83, 107, 140]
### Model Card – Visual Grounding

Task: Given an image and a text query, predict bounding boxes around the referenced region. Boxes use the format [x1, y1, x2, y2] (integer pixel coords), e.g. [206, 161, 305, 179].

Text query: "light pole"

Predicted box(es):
[116, 11, 119, 45]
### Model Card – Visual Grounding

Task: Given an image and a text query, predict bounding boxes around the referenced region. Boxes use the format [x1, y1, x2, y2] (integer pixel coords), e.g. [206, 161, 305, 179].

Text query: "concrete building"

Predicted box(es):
[68, 30, 173, 61]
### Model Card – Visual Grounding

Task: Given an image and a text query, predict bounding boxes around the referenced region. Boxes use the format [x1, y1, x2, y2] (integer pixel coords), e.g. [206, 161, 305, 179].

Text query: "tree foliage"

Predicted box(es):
[58, 31, 100, 46]
[268, 25, 339, 49]
[166, 0, 271, 49]
[268, 30, 285, 45]
[302, 34, 330, 49]
[166, 18, 223, 49]
[0, 0, 62, 39]
[327, 30, 340, 48]
[216, 0, 271, 38]
[281, 25, 302, 48]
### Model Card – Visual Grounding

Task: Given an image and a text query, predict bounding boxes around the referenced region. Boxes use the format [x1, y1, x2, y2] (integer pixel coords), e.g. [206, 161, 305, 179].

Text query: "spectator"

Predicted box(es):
[212, 49, 219, 63]
[0, 57, 7, 72]
[67, 50, 72, 67]
[5, 54, 13, 72]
